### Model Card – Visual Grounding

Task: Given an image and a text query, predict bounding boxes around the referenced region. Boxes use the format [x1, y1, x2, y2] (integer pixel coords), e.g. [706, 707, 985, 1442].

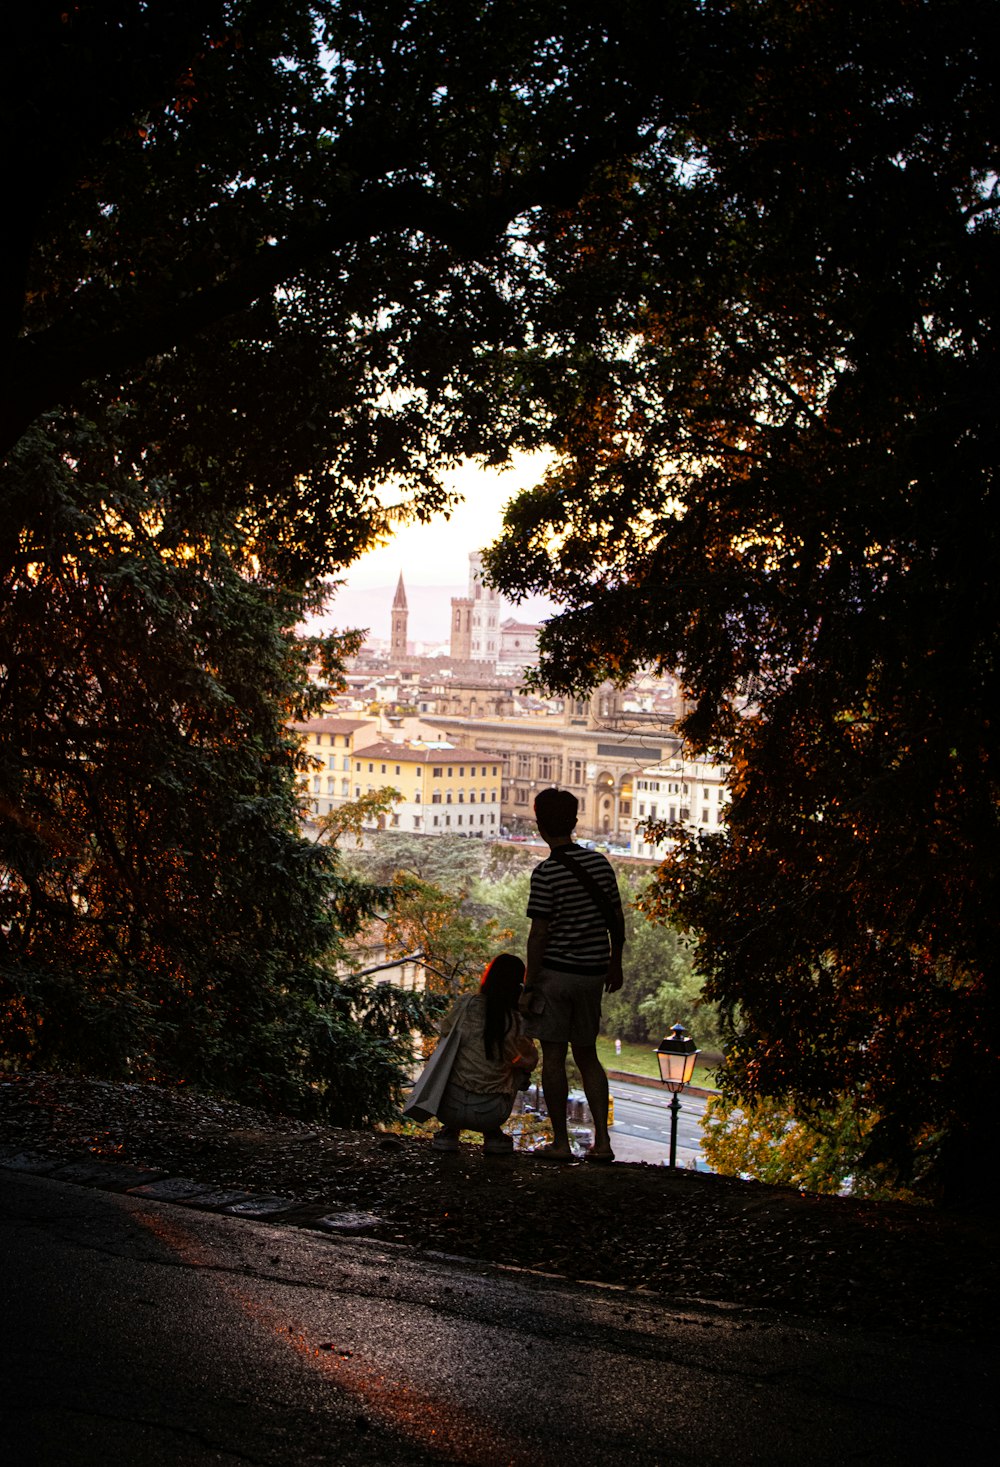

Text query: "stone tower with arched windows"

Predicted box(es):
[390, 571, 408, 659]
[468, 551, 501, 663]
[449, 594, 473, 659]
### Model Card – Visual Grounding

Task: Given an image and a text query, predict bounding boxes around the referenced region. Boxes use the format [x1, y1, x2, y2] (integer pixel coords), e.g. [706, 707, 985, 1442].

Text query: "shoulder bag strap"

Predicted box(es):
[550, 846, 625, 946]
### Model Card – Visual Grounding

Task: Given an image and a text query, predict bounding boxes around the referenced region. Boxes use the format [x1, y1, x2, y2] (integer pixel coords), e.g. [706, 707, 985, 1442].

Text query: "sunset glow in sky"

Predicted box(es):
[340, 451, 549, 590]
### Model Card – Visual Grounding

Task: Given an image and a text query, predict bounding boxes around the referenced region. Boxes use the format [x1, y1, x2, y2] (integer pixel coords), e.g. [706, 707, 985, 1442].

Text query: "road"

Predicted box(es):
[522, 1076, 711, 1167]
[2, 1168, 993, 1465]
[608, 1077, 709, 1167]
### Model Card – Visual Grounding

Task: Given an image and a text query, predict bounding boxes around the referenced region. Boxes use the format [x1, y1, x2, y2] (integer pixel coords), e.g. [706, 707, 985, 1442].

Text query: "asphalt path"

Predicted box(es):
[1, 1168, 993, 1465]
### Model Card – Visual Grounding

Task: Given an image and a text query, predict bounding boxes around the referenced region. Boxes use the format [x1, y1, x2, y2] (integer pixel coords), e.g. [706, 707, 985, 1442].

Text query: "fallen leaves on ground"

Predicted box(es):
[1, 1071, 993, 1342]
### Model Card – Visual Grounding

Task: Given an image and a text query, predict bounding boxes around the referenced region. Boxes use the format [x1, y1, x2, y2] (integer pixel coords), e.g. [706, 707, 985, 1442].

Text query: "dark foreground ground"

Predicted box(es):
[1, 1070, 994, 1346]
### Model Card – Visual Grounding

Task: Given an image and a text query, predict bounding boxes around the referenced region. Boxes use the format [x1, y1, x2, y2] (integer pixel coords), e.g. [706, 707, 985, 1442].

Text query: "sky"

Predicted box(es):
[308, 451, 556, 642]
[339, 451, 548, 589]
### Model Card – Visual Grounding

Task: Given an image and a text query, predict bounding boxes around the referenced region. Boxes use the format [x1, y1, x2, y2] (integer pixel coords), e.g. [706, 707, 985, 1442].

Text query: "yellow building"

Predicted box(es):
[351, 740, 502, 836]
[291, 716, 378, 820]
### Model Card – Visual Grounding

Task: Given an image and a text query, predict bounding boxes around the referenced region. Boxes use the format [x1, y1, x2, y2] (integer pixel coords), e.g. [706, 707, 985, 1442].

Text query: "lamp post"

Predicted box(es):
[654, 1023, 700, 1168]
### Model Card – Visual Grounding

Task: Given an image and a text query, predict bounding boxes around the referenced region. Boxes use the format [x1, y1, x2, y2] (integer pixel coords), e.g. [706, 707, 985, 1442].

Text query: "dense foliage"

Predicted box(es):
[700, 1096, 916, 1203]
[485, 1, 999, 1199]
[5, 5, 996, 1178]
[1, 3, 675, 1115]
[0, 411, 433, 1123]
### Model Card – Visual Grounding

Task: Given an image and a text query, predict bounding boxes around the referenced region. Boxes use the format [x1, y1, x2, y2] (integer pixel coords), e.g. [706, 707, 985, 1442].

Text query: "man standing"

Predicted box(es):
[521, 788, 625, 1162]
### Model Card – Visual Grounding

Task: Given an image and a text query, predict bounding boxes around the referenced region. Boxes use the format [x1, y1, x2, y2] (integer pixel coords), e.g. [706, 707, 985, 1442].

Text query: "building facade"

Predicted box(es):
[496, 617, 541, 676]
[351, 740, 503, 835]
[467, 551, 501, 664]
[291, 716, 379, 820]
[449, 595, 473, 660]
[629, 755, 730, 858]
[422, 695, 685, 842]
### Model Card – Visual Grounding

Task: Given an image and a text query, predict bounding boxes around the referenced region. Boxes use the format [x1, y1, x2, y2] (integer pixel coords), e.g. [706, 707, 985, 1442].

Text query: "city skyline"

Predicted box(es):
[307, 452, 556, 642]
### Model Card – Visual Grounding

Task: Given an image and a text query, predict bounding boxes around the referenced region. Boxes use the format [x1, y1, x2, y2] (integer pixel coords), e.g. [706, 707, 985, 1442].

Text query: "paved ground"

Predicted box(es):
[2, 1071, 995, 1346]
[3, 1167, 996, 1465]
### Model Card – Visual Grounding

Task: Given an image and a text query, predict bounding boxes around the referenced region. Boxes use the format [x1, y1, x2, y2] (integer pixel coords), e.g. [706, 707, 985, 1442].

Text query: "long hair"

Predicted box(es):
[480, 952, 525, 1061]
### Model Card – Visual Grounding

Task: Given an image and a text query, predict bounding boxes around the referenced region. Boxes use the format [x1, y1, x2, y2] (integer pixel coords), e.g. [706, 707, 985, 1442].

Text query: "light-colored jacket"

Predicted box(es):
[440, 992, 538, 1097]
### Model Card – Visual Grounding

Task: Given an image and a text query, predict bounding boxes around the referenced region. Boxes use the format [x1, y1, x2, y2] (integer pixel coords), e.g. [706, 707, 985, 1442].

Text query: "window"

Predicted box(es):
[342, 756, 350, 770]
[457, 814, 463, 825]
[395, 766, 401, 776]
[433, 815, 439, 827]
[514, 788, 529, 805]
[638, 803, 645, 817]
[621, 800, 631, 816]
[447, 767, 453, 777]
[445, 814, 451, 826]
[432, 792, 442, 804]
[649, 803, 657, 819]
[516, 753, 532, 776]
[341, 779, 349, 796]
[390, 813, 399, 827]
[702, 808, 709, 824]
[327, 777, 335, 794]
[433, 767, 442, 778]
[459, 766, 465, 776]
[538, 754, 555, 780]
[680, 807, 689, 822]
[328, 755, 336, 770]
[492, 765, 498, 775]
[491, 791, 497, 802]
[669, 805, 676, 822]
[380, 763, 386, 773]
[469, 791, 476, 803]
[368, 762, 373, 772]
[355, 762, 361, 772]
[569, 759, 585, 785]
[312, 777, 320, 793]
[446, 792, 452, 803]
[414, 816, 421, 829]
[355, 786, 361, 798]
[458, 791, 464, 803]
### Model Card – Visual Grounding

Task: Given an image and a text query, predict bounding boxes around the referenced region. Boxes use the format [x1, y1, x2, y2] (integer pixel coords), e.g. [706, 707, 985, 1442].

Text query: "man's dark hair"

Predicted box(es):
[534, 787, 578, 837]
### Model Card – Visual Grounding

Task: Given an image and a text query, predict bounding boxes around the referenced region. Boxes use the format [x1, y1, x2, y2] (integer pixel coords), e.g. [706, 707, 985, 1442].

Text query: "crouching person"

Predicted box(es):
[433, 953, 538, 1154]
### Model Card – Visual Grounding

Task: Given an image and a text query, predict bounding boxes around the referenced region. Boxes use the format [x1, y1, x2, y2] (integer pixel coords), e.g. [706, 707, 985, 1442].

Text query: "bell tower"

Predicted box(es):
[390, 571, 408, 659]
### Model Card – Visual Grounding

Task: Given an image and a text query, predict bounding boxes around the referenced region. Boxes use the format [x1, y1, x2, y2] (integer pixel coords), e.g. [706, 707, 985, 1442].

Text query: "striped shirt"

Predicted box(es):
[526, 845, 623, 976]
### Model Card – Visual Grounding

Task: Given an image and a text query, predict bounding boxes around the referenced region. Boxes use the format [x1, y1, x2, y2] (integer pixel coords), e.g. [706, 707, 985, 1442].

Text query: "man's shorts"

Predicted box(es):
[522, 966, 605, 1047]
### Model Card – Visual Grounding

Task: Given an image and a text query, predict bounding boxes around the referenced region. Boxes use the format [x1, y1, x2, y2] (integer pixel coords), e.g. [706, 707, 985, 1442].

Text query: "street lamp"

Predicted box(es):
[654, 1023, 700, 1169]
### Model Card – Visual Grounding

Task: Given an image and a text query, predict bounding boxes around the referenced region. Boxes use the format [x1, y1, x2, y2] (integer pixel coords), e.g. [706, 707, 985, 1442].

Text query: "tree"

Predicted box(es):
[0, 412, 431, 1124]
[700, 1096, 918, 1203]
[342, 832, 492, 891]
[484, 2, 999, 1199]
[341, 834, 514, 993]
[1, 3, 686, 1111]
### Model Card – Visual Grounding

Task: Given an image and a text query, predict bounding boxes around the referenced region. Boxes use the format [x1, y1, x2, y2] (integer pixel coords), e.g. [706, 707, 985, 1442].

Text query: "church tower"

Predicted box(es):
[390, 571, 408, 659]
